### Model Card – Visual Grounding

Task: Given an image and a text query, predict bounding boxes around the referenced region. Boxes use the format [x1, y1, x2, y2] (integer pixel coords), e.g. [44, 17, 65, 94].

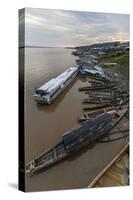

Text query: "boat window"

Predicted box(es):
[36, 90, 47, 96]
[49, 86, 61, 99]
[64, 71, 77, 84]
[64, 76, 71, 84]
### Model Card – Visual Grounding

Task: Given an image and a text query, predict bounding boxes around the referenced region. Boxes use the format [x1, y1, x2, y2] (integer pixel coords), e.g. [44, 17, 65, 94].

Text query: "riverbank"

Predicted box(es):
[24, 44, 129, 191]
[72, 41, 129, 187]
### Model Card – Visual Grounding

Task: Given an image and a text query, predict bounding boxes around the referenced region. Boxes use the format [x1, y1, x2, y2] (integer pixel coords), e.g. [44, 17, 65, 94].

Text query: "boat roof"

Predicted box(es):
[37, 67, 78, 94]
[84, 69, 103, 75]
[63, 113, 112, 152]
[94, 65, 104, 72]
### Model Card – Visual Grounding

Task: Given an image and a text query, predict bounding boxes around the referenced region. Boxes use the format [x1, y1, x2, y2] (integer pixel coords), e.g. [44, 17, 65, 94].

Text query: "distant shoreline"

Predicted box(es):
[19, 41, 129, 49]
[19, 46, 75, 49]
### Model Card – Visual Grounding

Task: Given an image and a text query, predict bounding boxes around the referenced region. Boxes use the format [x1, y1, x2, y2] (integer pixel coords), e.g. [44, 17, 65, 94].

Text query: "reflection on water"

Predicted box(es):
[22, 47, 127, 192]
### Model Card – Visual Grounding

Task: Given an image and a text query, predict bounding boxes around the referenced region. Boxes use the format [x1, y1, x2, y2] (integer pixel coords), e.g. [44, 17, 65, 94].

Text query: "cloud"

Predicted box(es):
[23, 8, 129, 47]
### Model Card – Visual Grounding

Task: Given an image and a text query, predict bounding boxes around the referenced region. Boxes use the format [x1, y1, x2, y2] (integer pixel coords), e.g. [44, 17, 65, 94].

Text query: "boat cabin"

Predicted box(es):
[63, 113, 112, 153]
[34, 67, 78, 104]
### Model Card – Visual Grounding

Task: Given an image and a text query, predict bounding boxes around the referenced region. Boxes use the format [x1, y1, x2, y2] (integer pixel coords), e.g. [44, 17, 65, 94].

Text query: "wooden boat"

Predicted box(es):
[98, 130, 129, 143]
[82, 97, 128, 105]
[83, 100, 128, 112]
[87, 93, 129, 100]
[25, 108, 127, 175]
[83, 104, 112, 111]
[88, 144, 129, 187]
[88, 96, 124, 102]
[88, 80, 105, 85]
[85, 74, 110, 82]
[85, 89, 117, 95]
[79, 108, 117, 121]
[79, 82, 116, 91]
[82, 98, 121, 105]
[79, 104, 128, 121]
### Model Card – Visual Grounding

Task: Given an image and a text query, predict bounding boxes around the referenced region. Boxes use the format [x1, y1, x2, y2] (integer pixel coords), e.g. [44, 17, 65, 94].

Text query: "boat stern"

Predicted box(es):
[33, 94, 50, 104]
[25, 160, 35, 174]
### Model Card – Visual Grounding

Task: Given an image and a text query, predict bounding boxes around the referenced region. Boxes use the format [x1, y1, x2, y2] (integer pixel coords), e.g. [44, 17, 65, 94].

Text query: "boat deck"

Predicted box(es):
[88, 143, 129, 187]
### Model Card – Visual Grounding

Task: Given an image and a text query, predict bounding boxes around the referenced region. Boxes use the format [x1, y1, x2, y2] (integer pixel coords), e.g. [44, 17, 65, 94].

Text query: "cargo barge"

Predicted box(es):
[25, 108, 127, 175]
[33, 67, 78, 104]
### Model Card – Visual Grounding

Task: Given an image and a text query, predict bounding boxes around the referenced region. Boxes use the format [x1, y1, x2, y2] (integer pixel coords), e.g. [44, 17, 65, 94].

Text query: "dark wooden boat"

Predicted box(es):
[82, 98, 121, 105]
[79, 104, 128, 121]
[87, 93, 129, 100]
[88, 80, 105, 85]
[85, 88, 119, 95]
[82, 97, 128, 105]
[86, 74, 110, 82]
[25, 108, 127, 175]
[79, 82, 116, 91]
[83, 104, 112, 111]
[83, 100, 128, 112]
[79, 108, 117, 121]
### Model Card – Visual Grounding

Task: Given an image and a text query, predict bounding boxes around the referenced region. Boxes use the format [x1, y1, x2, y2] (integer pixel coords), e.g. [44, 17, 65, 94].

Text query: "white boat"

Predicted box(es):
[33, 67, 78, 104]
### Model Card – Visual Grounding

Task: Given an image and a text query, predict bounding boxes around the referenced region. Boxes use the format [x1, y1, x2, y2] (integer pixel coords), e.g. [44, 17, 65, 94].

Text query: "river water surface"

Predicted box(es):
[22, 47, 127, 191]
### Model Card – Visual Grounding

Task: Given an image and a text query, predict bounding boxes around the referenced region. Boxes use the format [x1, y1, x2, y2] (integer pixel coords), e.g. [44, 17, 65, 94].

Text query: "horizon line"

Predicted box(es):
[19, 40, 129, 49]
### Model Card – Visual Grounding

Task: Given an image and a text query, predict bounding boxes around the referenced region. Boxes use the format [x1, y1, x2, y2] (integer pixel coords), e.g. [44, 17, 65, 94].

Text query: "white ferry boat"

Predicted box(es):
[33, 67, 78, 104]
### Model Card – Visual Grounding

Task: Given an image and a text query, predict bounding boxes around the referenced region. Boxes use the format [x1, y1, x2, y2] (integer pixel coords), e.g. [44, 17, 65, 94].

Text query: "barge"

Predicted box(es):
[33, 67, 78, 104]
[25, 108, 127, 175]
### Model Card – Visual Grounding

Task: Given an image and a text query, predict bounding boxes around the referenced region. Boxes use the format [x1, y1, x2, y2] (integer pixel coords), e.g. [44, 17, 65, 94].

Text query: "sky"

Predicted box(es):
[19, 8, 129, 47]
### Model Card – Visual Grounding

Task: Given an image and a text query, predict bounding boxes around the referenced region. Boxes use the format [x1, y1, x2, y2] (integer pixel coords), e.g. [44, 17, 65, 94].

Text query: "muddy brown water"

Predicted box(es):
[21, 47, 128, 192]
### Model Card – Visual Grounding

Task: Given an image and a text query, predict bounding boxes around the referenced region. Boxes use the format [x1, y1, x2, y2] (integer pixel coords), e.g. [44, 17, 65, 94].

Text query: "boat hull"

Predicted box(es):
[33, 69, 78, 104]
[25, 108, 128, 175]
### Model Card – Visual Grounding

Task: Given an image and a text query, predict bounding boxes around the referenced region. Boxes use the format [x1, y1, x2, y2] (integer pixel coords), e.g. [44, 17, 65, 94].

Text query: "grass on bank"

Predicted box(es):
[112, 53, 129, 65]
[102, 53, 129, 78]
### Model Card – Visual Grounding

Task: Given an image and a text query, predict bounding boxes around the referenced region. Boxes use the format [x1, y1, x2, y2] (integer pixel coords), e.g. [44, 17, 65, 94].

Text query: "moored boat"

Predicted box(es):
[25, 108, 127, 175]
[79, 82, 116, 91]
[88, 144, 129, 187]
[79, 108, 117, 121]
[33, 67, 78, 104]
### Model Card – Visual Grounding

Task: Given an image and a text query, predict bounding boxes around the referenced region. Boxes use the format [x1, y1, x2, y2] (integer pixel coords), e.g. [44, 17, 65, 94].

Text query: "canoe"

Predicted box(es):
[79, 83, 116, 91]
[79, 108, 117, 121]
[82, 98, 128, 105]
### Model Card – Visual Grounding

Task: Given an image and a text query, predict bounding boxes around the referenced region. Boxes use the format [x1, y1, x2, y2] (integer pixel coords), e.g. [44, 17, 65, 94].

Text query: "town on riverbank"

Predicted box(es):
[72, 41, 129, 77]
[71, 41, 129, 187]
[27, 41, 129, 187]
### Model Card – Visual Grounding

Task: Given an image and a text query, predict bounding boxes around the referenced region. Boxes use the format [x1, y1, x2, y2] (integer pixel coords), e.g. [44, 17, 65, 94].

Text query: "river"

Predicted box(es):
[21, 47, 127, 191]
